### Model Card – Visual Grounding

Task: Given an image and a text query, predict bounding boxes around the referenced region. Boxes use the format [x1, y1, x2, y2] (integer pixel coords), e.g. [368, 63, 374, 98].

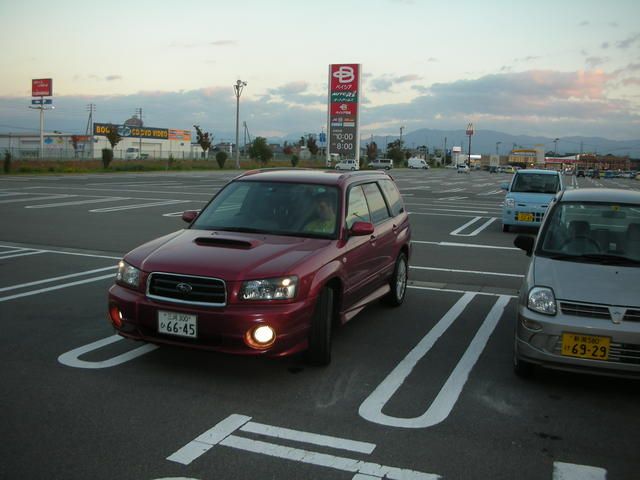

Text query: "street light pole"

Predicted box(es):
[496, 141, 502, 156]
[554, 138, 559, 157]
[234, 80, 247, 169]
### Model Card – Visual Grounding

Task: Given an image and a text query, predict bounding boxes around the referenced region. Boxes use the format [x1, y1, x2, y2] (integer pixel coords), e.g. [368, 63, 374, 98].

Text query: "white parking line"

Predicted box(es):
[410, 266, 523, 278]
[0, 194, 74, 204]
[412, 240, 520, 251]
[0, 250, 46, 260]
[0, 266, 117, 292]
[89, 200, 190, 212]
[58, 335, 158, 369]
[359, 294, 511, 428]
[25, 197, 130, 208]
[0, 273, 115, 302]
[450, 216, 497, 236]
[553, 462, 606, 480]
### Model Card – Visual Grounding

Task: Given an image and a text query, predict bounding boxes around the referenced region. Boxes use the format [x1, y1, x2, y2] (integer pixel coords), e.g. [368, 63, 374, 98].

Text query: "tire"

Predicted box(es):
[307, 287, 334, 366]
[382, 253, 408, 306]
[502, 224, 510, 232]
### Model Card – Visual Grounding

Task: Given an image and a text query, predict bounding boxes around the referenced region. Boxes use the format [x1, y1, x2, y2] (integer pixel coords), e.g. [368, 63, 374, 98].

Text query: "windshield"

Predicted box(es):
[192, 181, 340, 238]
[538, 201, 640, 262]
[511, 173, 560, 194]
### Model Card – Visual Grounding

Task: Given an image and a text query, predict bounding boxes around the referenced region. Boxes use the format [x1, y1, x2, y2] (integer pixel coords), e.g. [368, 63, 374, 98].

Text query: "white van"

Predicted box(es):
[408, 157, 429, 169]
[335, 159, 359, 171]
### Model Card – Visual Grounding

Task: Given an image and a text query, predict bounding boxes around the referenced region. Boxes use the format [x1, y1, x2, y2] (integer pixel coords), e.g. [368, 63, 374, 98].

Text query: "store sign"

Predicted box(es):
[93, 123, 169, 140]
[328, 64, 360, 159]
[169, 129, 192, 141]
[32, 78, 53, 97]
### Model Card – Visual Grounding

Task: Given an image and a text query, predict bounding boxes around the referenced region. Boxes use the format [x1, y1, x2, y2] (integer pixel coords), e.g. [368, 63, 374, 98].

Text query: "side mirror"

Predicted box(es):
[500, 182, 510, 191]
[350, 221, 375, 236]
[182, 210, 199, 223]
[514, 235, 534, 257]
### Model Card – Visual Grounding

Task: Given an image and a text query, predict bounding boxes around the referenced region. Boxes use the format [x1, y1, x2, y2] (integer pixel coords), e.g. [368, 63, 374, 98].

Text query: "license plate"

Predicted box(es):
[517, 212, 534, 222]
[158, 310, 197, 338]
[561, 333, 610, 360]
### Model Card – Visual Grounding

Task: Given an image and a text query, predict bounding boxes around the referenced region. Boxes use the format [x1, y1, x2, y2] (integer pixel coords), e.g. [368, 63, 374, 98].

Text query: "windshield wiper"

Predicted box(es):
[577, 254, 640, 265]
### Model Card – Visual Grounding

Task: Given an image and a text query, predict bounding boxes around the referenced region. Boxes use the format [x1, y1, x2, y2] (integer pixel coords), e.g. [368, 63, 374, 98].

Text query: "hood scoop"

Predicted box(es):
[194, 236, 254, 249]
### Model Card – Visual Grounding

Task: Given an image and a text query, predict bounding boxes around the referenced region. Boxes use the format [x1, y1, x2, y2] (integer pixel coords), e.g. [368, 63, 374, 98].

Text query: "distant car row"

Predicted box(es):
[334, 157, 430, 171]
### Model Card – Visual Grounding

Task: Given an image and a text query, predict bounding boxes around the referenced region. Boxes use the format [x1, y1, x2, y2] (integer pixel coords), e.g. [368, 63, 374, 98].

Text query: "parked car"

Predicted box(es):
[335, 159, 359, 171]
[457, 164, 470, 173]
[501, 169, 563, 232]
[408, 157, 429, 169]
[576, 169, 585, 177]
[368, 158, 393, 170]
[513, 188, 640, 378]
[108, 169, 412, 365]
[489, 166, 499, 173]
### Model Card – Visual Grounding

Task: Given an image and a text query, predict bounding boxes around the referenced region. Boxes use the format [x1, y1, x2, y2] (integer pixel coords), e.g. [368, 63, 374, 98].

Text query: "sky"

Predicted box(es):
[0, 0, 639, 143]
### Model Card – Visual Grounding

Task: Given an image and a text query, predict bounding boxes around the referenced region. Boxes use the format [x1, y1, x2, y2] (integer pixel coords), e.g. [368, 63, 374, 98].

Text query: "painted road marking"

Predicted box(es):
[477, 189, 504, 196]
[359, 294, 511, 428]
[0, 273, 115, 302]
[0, 266, 117, 293]
[89, 199, 190, 213]
[0, 194, 74, 204]
[410, 266, 523, 278]
[553, 462, 606, 480]
[450, 216, 497, 236]
[437, 196, 468, 201]
[0, 249, 46, 260]
[0, 244, 121, 260]
[58, 334, 158, 369]
[412, 240, 520, 251]
[25, 197, 130, 208]
[167, 414, 439, 479]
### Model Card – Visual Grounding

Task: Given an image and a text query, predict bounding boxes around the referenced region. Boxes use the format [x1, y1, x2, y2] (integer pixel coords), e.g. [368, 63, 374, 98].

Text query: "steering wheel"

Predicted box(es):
[559, 236, 602, 253]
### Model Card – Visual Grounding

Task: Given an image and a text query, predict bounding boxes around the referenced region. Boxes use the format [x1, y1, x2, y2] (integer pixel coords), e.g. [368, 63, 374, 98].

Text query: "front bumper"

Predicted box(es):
[108, 284, 317, 357]
[502, 205, 547, 228]
[514, 304, 640, 377]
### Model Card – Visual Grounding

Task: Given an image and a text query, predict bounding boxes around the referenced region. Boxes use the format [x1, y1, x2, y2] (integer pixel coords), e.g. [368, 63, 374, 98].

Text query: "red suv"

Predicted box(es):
[108, 169, 411, 365]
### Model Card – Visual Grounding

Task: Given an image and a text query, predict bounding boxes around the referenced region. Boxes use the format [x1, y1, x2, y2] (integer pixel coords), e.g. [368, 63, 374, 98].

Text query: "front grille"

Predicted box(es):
[147, 272, 226, 306]
[560, 302, 611, 320]
[624, 309, 640, 322]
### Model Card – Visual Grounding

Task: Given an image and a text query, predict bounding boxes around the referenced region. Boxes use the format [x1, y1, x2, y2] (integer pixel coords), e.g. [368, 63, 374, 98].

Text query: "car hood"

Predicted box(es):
[533, 256, 640, 307]
[507, 192, 556, 206]
[125, 229, 331, 281]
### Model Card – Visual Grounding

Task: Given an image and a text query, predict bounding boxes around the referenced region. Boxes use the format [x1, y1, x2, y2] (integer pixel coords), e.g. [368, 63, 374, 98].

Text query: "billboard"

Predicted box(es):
[169, 129, 192, 141]
[32, 78, 53, 97]
[327, 64, 361, 160]
[93, 123, 169, 140]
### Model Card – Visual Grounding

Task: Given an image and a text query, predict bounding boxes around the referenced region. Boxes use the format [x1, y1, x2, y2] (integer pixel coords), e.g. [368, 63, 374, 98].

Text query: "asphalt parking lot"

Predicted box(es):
[1, 168, 639, 480]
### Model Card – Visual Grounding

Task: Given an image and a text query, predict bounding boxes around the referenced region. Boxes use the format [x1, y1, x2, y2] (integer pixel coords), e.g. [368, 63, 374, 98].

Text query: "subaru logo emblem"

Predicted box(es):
[176, 282, 193, 294]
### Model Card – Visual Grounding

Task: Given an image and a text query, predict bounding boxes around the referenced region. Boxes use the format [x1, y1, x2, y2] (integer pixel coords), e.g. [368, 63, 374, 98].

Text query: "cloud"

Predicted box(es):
[426, 57, 438, 63]
[369, 74, 421, 92]
[268, 81, 309, 96]
[105, 75, 123, 82]
[616, 32, 640, 49]
[578, 20, 589, 27]
[209, 40, 237, 46]
[601, 42, 610, 49]
[621, 77, 640, 86]
[585, 57, 609, 68]
[514, 56, 541, 63]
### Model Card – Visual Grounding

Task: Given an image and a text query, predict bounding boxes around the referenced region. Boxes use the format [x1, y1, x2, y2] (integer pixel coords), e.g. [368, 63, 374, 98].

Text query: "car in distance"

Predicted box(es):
[513, 188, 640, 378]
[335, 159, 359, 171]
[408, 157, 429, 169]
[501, 169, 563, 232]
[108, 169, 411, 365]
[456, 164, 470, 173]
[368, 158, 393, 170]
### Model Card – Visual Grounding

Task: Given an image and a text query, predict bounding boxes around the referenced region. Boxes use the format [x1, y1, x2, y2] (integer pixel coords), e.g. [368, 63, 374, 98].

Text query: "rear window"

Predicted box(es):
[378, 179, 404, 217]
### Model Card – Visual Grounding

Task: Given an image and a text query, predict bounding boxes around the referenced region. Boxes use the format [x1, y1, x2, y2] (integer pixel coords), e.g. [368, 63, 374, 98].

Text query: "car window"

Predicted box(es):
[346, 185, 371, 229]
[512, 173, 560, 194]
[378, 179, 404, 217]
[539, 201, 640, 260]
[362, 183, 391, 224]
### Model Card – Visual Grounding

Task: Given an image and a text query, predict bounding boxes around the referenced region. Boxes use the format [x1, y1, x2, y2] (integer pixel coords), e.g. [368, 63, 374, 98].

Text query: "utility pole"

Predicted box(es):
[496, 141, 501, 156]
[86, 103, 96, 159]
[443, 137, 447, 166]
[234, 79, 247, 169]
[553, 137, 559, 158]
[399, 126, 405, 149]
[465, 123, 474, 166]
[135, 107, 143, 159]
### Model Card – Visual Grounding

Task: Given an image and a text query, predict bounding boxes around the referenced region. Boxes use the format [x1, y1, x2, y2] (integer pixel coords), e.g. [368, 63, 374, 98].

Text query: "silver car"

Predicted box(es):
[513, 188, 640, 378]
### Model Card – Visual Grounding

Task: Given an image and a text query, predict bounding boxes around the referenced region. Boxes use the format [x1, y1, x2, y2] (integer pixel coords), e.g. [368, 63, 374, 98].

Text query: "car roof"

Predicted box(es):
[515, 169, 559, 175]
[235, 168, 391, 186]
[559, 188, 640, 204]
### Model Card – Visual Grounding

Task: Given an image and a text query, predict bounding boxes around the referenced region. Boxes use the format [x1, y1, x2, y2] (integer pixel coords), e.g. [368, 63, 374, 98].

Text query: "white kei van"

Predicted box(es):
[335, 159, 359, 171]
[408, 157, 429, 169]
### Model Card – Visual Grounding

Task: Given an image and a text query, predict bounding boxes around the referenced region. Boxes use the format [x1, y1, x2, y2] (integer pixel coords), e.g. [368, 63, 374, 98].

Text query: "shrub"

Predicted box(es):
[102, 148, 114, 169]
[216, 151, 228, 169]
[291, 154, 299, 167]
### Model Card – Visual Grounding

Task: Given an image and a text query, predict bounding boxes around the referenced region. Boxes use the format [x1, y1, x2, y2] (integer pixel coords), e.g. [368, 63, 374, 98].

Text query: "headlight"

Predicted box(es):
[240, 276, 297, 301]
[505, 198, 515, 208]
[116, 261, 141, 289]
[527, 287, 556, 315]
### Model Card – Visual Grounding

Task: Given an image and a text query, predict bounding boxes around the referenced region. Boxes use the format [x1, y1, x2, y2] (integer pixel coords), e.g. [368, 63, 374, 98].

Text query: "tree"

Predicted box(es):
[283, 141, 293, 155]
[249, 137, 273, 165]
[386, 140, 404, 165]
[215, 151, 228, 169]
[105, 124, 122, 150]
[366, 142, 378, 162]
[193, 125, 213, 158]
[306, 135, 319, 155]
[298, 136, 305, 147]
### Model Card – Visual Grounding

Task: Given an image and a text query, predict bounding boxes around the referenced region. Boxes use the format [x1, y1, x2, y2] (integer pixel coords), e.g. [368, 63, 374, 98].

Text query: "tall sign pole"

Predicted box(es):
[30, 79, 54, 158]
[465, 123, 474, 166]
[327, 64, 361, 166]
[234, 80, 247, 169]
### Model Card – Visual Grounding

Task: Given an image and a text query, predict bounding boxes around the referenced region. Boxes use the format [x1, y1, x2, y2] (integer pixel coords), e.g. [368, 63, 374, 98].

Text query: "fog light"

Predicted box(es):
[109, 305, 123, 328]
[521, 317, 542, 331]
[245, 325, 276, 349]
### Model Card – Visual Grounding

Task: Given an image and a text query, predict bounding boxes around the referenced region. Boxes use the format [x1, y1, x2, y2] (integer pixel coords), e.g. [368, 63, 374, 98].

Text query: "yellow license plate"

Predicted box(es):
[517, 212, 534, 222]
[561, 333, 610, 360]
